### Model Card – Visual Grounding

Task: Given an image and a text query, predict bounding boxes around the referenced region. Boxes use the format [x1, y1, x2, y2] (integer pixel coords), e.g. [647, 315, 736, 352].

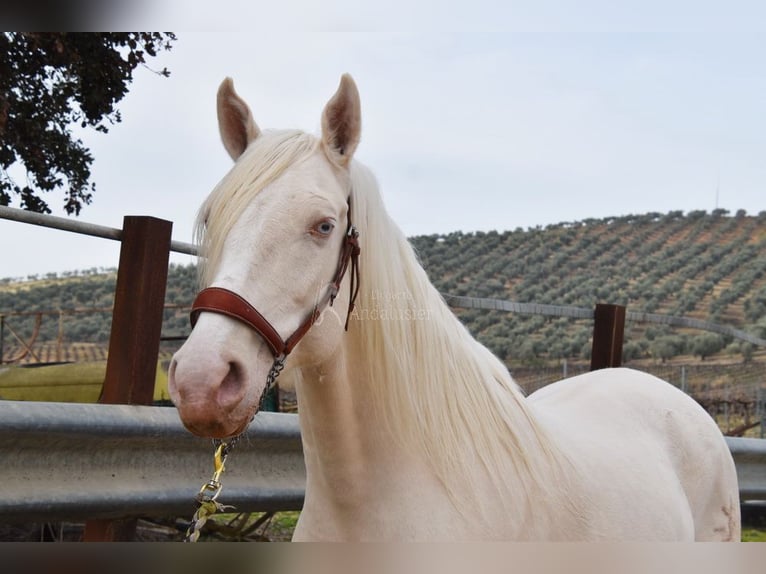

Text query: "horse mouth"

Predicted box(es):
[170, 375, 259, 439]
[179, 407, 255, 439]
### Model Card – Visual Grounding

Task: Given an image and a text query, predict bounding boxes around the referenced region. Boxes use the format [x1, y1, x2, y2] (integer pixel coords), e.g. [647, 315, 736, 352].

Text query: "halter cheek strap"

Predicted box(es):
[189, 207, 360, 361]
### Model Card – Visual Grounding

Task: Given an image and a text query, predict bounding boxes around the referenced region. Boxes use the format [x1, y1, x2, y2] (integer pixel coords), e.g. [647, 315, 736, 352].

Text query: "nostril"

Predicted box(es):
[218, 361, 246, 408]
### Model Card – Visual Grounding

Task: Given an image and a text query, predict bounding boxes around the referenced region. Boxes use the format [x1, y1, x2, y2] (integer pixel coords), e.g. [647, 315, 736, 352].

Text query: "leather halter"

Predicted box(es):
[189, 201, 360, 360]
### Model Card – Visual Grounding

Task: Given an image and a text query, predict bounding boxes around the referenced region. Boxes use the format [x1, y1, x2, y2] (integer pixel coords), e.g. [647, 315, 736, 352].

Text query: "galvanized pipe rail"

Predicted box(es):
[727, 437, 766, 501]
[0, 400, 763, 523]
[0, 205, 197, 256]
[0, 401, 305, 522]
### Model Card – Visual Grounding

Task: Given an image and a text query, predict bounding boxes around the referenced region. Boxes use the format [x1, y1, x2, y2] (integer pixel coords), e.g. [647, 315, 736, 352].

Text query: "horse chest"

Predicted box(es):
[298, 453, 470, 541]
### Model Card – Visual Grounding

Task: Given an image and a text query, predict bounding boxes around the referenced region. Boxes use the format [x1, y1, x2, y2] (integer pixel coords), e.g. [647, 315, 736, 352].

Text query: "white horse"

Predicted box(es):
[168, 74, 740, 541]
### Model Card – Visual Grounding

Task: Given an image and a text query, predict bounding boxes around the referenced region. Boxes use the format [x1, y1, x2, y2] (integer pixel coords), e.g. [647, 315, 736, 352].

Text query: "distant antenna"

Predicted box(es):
[714, 175, 720, 210]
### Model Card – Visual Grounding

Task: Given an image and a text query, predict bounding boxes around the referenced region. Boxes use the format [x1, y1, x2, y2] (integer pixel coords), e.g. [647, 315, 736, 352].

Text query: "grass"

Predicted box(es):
[742, 528, 766, 542]
[199, 511, 299, 541]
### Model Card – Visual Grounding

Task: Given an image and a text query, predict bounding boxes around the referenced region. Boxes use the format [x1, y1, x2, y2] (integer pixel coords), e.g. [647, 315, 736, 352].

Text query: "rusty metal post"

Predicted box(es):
[590, 303, 626, 371]
[84, 216, 172, 541]
[100, 216, 173, 404]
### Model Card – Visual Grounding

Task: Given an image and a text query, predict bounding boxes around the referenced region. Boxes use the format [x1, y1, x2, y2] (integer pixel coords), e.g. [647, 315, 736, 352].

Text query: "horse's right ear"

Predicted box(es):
[217, 78, 261, 161]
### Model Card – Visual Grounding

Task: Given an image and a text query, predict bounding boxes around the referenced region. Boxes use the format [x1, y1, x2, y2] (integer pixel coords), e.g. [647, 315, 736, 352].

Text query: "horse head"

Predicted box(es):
[168, 75, 361, 438]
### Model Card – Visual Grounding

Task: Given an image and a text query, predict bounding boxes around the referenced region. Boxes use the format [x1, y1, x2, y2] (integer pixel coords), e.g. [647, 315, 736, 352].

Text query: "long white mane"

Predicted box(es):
[345, 160, 578, 521]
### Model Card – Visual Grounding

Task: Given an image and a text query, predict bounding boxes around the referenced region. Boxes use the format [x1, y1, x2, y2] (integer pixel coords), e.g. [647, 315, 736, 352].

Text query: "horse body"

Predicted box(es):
[530, 368, 740, 540]
[291, 356, 739, 541]
[168, 74, 740, 541]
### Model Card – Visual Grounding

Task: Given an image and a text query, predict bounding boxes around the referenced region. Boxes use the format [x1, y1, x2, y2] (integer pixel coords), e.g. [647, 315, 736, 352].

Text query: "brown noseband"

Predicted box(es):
[189, 202, 360, 361]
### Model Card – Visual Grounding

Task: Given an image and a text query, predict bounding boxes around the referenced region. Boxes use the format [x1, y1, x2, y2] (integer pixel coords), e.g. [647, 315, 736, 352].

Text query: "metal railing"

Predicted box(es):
[0, 205, 197, 256]
[0, 400, 763, 523]
[0, 401, 304, 522]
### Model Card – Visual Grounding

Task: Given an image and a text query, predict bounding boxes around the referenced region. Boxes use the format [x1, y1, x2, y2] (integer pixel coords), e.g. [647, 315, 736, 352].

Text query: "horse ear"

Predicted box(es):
[321, 74, 361, 167]
[217, 77, 261, 161]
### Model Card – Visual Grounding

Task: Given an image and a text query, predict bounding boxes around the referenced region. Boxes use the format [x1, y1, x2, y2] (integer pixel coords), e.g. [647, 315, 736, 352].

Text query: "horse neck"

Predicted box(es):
[290, 252, 579, 535]
[291, 340, 393, 479]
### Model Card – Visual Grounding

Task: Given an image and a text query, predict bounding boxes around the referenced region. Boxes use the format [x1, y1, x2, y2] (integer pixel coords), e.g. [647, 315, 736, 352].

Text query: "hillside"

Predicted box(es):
[411, 208, 766, 365]
[2, 209, 766, 368]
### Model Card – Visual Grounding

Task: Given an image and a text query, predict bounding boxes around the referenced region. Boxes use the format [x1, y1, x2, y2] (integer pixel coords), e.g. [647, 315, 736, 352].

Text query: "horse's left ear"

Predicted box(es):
[321, 74, 361, 167]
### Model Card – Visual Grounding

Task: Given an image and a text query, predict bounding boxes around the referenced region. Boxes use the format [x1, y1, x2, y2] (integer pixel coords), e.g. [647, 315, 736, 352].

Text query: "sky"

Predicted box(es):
[1, 2, 765, 279]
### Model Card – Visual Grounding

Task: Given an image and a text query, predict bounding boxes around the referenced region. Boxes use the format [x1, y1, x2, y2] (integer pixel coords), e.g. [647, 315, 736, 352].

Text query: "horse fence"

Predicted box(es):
[1, 205, 766, 538]
[0, 400, 763, 524]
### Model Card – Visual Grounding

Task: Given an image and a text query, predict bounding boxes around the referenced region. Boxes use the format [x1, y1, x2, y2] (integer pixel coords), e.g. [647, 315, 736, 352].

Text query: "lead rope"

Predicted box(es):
[183, 356, 286, 542]
[184, 441, 234, 542]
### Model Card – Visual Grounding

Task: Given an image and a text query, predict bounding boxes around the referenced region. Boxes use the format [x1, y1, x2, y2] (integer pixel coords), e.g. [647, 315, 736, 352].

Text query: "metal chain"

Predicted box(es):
[183, 356, 287, 542]
[184, 442, 234, 542]
[260, 355, 286, 410]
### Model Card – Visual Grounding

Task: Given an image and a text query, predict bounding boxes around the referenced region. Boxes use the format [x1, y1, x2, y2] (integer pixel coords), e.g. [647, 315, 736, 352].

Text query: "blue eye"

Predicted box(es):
[314, 220, 335, 236]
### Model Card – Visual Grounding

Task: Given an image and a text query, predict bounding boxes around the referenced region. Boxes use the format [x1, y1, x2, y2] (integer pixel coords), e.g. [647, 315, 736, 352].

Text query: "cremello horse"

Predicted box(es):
[168, 74, 740, 541]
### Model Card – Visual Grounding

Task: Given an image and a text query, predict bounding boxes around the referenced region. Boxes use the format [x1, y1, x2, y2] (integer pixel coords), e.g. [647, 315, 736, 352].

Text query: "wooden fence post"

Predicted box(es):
[83, 216, 172, 541]
[590, 303, 626, 371]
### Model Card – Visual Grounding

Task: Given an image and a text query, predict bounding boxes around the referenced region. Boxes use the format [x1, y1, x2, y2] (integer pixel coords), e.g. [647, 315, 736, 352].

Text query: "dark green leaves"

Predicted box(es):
[0, 32, 176, 215]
